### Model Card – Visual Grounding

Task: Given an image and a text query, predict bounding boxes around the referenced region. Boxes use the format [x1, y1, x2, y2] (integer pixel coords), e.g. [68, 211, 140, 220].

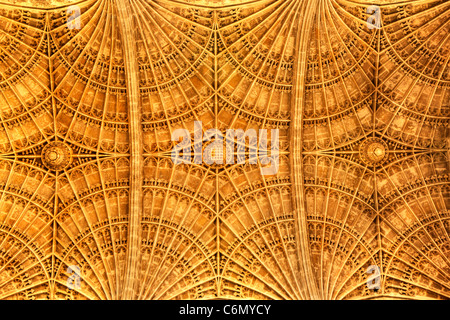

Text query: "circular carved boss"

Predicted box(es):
[41, 142, 73, 171]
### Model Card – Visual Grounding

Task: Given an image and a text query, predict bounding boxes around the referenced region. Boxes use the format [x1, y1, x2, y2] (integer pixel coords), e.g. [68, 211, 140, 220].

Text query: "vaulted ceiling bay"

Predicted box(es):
[0, 0, 448, 299]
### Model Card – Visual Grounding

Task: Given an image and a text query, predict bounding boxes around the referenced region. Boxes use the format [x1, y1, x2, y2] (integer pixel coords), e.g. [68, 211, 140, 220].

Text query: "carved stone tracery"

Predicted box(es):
[0, 0, 448, 300]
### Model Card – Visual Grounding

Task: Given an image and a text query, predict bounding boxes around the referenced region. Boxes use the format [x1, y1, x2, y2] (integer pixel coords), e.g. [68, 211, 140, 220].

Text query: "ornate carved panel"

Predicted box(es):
[0, 0, 448, 300]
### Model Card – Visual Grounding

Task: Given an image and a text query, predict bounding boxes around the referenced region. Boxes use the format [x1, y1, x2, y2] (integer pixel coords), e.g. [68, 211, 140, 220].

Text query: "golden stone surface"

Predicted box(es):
[41, 142, 72, 171]
[359, 138, 389, 166]
[0, 0, 448, 300]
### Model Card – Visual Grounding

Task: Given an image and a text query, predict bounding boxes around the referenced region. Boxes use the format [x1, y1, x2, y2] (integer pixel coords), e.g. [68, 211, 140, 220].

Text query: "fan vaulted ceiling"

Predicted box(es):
[0, 0, 448, 300]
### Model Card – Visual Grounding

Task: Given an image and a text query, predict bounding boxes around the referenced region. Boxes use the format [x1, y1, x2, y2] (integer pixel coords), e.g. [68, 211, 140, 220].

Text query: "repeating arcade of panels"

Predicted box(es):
[0, 0, 448, 300]
[137, 0, 301, 299]
[0, 0, 301, 300]
[51, 0, 131, 299]
[0, 1, 133, 299]
[0, 8, 53, 299]
[302, 0, 449, 299]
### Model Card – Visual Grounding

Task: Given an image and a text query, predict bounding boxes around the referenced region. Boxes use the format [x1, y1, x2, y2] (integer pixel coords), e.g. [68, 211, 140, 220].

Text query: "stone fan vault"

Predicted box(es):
[0, 0, 448, 299]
